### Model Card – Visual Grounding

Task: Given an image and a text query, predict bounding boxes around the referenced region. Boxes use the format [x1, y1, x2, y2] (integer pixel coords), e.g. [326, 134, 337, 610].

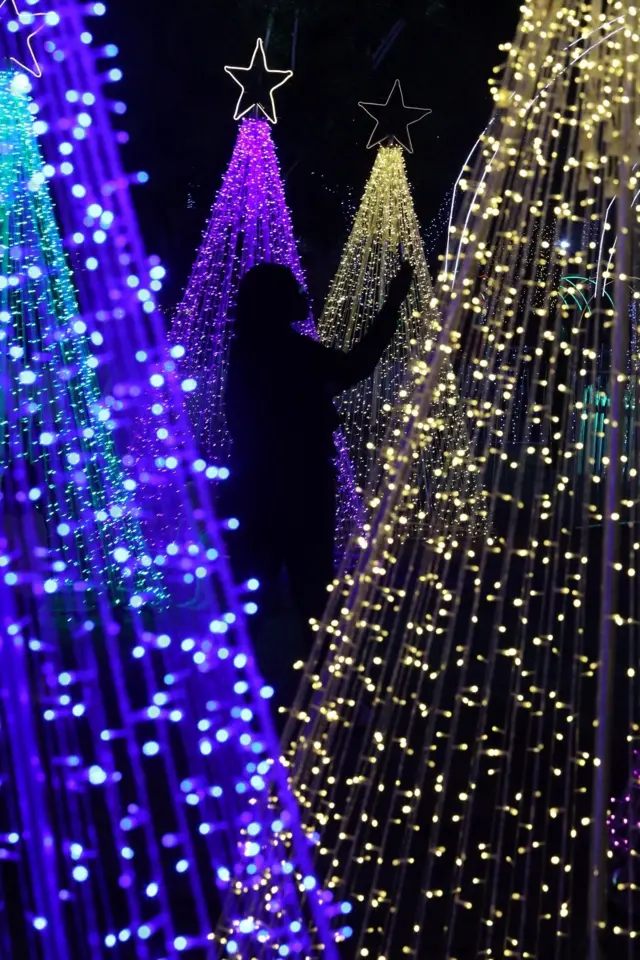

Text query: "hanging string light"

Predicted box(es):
[318, 138, 484, 536]
[0, 68, 162, 604]
[280, 3, 640, 958]
[0, 6, 344, 957]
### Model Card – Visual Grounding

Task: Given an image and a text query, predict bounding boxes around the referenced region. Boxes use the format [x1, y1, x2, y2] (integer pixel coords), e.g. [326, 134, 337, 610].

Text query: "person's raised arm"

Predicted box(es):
[321, 261, 415, 393]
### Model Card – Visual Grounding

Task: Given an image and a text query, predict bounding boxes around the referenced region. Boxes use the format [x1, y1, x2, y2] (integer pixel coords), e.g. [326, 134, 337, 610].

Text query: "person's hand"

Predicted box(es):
[385, 261, 414, 311]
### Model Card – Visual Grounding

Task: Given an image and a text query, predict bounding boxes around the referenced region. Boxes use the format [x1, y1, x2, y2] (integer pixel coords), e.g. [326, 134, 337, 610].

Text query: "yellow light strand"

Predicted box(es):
[318, 144, 485, 539]
[283, 3, 640, 957]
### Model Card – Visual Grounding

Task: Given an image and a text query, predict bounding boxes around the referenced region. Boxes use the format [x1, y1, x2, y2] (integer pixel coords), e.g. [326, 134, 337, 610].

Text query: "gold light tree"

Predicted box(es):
[318, 95, 482, 533]
[278, 3, 640, 959]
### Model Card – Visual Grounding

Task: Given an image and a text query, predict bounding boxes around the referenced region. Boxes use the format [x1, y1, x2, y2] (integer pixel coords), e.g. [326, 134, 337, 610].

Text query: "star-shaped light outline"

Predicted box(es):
[358, 79, 431, 155]
[0, 0, 49, 79]
[224, 38, 293, 125]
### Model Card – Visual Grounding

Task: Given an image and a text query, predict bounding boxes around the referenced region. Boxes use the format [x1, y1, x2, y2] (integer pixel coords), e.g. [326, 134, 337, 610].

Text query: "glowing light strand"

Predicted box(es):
[0, 68, 161, 604]
[318, 143, 483, 535]
[282, 3, 640, 957]
[0, 3, 341, 957]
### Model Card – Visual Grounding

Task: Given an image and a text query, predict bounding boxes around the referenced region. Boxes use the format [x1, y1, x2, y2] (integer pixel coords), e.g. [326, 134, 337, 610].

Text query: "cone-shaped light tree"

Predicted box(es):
[172, 115, 303, 459]
[318, 84, 480, 532]
[0, 67, 161, 604]
[0, 15, 345, 960]
[283, 5, 640, 958]
[171, 42, 361, 554]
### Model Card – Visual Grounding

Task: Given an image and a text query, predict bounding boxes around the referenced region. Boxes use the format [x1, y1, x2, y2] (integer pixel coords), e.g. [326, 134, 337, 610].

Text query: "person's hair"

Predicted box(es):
[235, 263, 305, 332]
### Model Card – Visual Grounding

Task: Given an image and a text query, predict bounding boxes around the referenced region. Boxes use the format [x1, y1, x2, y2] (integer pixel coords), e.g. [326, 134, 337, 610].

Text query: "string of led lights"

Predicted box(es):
[171, 115, 308, 462]
[0, 4, 343, 957]
[318, 142, 483, 534]
[169, 110, 362, 559]
[557, 275, 638, 475]
[281, 3, 640, 958]
[0, 68, 161, 605]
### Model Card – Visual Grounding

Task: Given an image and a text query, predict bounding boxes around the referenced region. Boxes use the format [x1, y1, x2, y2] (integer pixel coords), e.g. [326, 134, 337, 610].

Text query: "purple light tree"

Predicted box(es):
[172, 114, 362, 559]
[0, 6, 346, 958]
[173, 116, 304, 460]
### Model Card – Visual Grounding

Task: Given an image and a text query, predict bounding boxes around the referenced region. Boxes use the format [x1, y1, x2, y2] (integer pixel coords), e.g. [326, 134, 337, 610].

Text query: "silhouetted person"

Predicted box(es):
[225, 261, 413, 690]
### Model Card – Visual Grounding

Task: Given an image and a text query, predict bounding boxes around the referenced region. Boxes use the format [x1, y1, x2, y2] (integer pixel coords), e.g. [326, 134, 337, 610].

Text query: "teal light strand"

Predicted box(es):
[0, 70, 164, 605]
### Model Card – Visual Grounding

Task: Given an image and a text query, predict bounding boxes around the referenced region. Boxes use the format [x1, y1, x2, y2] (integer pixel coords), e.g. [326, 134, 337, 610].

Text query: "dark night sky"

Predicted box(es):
[99, 0, 520, 310]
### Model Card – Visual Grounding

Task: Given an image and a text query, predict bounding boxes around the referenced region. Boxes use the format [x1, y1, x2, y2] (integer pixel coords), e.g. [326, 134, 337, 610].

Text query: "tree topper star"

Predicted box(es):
[225, 38, 293, 125]
[0, 0, 50, 79]
[358, 79, 431, 155]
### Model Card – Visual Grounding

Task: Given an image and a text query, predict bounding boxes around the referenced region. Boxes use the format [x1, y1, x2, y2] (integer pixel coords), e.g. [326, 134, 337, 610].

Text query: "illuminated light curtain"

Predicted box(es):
[558, 276, 637, 476]
[0, 518, 343, 959]
[171, 117, 301, 461]
[171, 115, 362, 555]
[318, 143, 483, 534]
[0, 4, 345, 957]
[280, 2, 640, 957]
[0, 68, 161, 604]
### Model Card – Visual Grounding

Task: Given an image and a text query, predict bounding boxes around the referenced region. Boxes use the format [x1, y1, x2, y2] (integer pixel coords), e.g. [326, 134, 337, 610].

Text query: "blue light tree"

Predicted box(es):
[0, 6, 347, 959]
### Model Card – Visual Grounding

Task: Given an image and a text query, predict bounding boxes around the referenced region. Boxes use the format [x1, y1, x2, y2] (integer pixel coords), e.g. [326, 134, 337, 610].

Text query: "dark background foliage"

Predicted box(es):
[103, 0, 520, 310]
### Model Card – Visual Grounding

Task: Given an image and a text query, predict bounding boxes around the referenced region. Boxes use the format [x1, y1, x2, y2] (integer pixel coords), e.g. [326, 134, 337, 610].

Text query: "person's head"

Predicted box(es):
[235, 263, 309, 334]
